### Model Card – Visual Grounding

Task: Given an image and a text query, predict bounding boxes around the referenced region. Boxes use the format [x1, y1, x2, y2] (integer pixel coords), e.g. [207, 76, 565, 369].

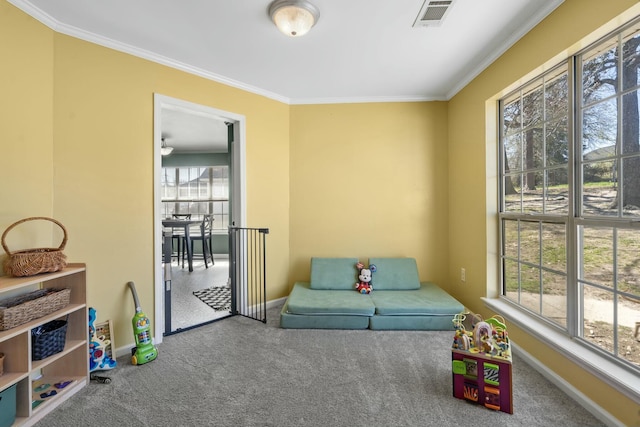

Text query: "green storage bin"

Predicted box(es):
[0, 384, 16, 427]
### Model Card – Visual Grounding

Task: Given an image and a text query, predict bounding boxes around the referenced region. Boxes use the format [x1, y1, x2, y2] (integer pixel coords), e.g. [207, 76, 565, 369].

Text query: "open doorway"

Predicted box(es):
[153, 94, 246, 342]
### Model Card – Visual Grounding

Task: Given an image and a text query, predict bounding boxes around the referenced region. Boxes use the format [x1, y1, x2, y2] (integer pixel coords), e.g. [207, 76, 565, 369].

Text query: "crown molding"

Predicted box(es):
[8, 0, 291, 104]
[445, 0, 565, 100]
[290, 94, 445, 105]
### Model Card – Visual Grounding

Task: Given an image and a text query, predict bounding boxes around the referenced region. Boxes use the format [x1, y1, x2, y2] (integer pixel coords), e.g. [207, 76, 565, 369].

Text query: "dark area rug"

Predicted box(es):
[193, 286, 231, 311]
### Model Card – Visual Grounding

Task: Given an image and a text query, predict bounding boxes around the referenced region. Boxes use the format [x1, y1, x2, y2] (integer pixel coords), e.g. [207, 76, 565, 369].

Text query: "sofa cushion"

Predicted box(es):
[368, 257, 420, 290]
[280, 304, 371, 329]
[310, 257, 359, 290]
[286, 282, 375, 316]
[370, 282, 464, 315]
[368, 315, 457, 330]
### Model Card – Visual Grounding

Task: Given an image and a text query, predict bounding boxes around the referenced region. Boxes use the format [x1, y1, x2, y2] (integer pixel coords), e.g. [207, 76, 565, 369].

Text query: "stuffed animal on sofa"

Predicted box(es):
[355, 262, 377, 294]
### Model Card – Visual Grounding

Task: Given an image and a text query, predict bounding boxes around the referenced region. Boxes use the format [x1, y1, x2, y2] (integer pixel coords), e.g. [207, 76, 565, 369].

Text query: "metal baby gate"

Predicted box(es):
[228, 227, 269, 323]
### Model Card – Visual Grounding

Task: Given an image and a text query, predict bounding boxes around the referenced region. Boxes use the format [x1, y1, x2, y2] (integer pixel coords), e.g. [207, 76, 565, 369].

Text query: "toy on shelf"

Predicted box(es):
[32, 377, 76, 409]
[451, 312, 513, 414]
[89, 307, 117, 373]
[355, 262, 376, 294]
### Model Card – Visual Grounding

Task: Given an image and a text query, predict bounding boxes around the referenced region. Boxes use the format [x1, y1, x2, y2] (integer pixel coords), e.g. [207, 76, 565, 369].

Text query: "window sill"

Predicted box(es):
[482, 297, 640, 406]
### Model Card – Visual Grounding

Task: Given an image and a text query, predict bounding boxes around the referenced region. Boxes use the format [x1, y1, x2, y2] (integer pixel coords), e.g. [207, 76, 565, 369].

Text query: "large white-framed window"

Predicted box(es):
[499, 17, 640, 373]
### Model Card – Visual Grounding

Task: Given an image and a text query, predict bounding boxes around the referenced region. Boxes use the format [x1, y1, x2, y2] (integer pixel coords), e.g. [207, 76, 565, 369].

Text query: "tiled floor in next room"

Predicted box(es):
[167, 256, 231, 332]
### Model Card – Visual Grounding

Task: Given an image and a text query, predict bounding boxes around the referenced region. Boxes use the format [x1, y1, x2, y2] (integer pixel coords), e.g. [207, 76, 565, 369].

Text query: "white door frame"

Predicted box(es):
[152, 93, 246, 344]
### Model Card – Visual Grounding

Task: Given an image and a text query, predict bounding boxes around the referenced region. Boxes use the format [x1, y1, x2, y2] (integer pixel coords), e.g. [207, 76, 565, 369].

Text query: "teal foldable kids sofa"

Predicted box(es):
[280, 257, 464, 330]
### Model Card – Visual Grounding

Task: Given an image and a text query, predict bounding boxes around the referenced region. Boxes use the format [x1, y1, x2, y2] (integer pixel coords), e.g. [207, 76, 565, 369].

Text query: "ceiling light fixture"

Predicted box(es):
[161, 137, 174, 156]
[269, 0, 320, 37]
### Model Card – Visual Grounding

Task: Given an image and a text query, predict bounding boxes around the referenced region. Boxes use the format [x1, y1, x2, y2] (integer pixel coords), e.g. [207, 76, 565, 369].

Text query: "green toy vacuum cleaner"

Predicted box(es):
[127, 281, 158, 365]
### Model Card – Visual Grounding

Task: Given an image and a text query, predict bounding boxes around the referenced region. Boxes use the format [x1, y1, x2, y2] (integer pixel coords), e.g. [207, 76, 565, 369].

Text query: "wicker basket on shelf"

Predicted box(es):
[31, 319, 68, 360]
[1, 217, 68, 277]
[0, 288, 71, 331]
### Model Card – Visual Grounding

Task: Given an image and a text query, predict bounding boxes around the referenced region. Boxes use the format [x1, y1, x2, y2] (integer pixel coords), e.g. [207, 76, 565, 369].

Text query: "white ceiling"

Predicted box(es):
[160, 104, 229, 154]
[9, 0, 564, 152]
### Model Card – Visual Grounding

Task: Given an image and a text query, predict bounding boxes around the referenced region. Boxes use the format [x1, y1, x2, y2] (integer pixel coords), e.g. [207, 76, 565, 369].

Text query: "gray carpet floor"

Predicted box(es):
[36, 302, 606, 427]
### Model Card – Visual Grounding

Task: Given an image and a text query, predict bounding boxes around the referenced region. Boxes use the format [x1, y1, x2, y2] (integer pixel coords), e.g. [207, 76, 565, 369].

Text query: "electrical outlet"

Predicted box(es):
[461, 268, 466, 282]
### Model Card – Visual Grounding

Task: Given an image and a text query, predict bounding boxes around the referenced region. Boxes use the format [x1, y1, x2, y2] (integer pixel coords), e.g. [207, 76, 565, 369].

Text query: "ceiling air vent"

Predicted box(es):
[413, 0, 455, 28]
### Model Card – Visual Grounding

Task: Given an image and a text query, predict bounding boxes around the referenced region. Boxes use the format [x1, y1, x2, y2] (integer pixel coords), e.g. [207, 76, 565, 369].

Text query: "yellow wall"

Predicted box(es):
[448, 0, 640, 424]
[0, 3, 55, 250]
[289, 102, 449, 285]
[0, 1, 291, 349]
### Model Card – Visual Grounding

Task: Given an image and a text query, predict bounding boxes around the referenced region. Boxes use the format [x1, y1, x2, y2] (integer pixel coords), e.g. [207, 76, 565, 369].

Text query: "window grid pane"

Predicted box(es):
[161, 166, 230, 230]
[499, 63, 570, 329]
[542, 271, 567, 327]
[578, 225, 640, 368]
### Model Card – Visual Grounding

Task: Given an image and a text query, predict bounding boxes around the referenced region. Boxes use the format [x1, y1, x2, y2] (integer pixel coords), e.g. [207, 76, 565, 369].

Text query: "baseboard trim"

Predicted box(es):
[266, 296, 287, 309]
[512, 342, 622, 427]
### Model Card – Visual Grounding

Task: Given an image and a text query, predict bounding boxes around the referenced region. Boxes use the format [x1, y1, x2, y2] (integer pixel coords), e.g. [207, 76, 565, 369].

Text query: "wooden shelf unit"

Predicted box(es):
[0, 263, 88, 426]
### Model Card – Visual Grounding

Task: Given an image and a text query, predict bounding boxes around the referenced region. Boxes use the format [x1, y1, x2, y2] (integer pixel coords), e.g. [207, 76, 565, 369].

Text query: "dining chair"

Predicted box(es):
[183, 214, 214, 268]
[171, 213, 191, 266]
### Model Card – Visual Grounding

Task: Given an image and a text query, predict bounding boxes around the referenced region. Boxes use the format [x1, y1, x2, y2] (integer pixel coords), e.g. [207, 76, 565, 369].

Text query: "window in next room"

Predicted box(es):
[161, 166, 229, 230]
